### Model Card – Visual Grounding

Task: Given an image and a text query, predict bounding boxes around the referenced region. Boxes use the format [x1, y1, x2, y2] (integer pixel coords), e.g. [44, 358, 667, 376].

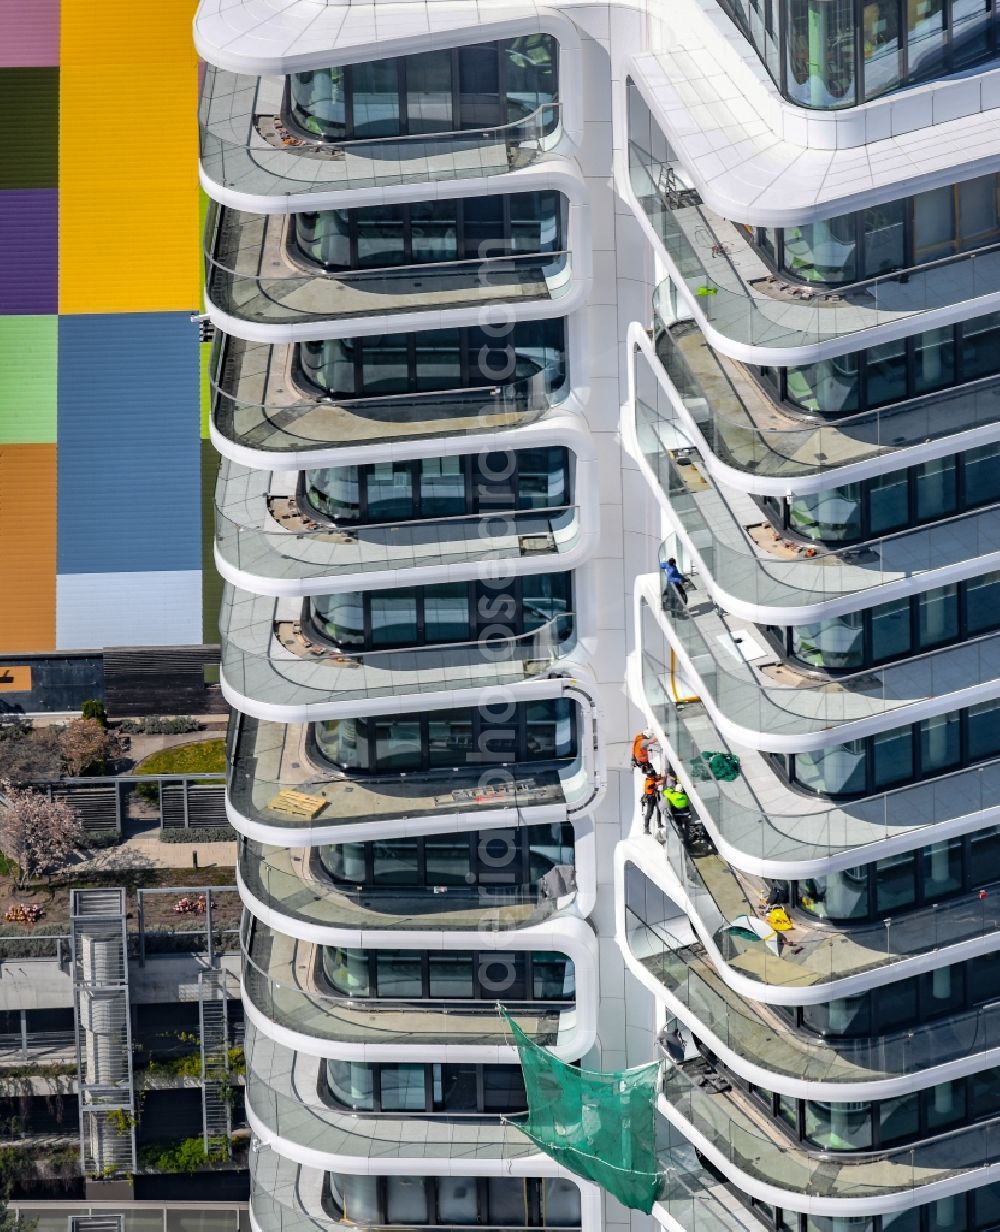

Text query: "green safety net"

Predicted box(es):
[689, 751, 741, 782]
[501, 1010, 663, 1213]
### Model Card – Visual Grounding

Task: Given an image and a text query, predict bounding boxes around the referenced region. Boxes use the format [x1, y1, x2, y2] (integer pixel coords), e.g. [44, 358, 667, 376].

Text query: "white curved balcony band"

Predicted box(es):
[639, 573, 1000, 754]
[198, 67, 572, 215]
[625, 399, 1000, 626]
[214, 455, 599, 599]
[655, 1076, 1000, 1218]
[226, 706, 605, 848]
[627, 641, 1000, 879]
[618, 905, 1000, 1103]
[246, 1148, 602, 1232]
[202, 194, 590, 344]
[219, 589, 587, 724]
[628, 5, 1000, 223]
[243, 1027, 540, 1170]
[236, 835, 598, 941]
[240, 912, 599, 1062]
[625, 136, 1000, 367]
[209, 337, 579, 470]
[618, 826, 1000, 1006]
[631, 320, 1000, 500]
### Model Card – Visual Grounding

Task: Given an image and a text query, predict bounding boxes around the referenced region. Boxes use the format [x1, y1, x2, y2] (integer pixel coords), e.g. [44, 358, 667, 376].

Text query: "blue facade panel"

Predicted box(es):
[56, 312, 201, 574]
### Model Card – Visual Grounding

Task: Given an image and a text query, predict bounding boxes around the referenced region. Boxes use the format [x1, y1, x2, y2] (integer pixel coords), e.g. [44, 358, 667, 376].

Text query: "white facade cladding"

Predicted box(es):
[198, 0, 1000, 1230]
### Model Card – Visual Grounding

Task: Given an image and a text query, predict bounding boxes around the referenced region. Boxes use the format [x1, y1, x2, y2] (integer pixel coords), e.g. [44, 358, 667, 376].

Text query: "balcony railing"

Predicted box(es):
[200, 67, 562, 199]
[212, 335, 565, 456]
[220, 588, 576, 711]
[631, 142, 1000, 353]
[626, 908, 1000, 1088]
[650, 320, 1000, 480]
[637, 401, 1000, 613]
[215, 500, 581, 583]
[239, 840, 577, 933]
[206, 208, 573, 326]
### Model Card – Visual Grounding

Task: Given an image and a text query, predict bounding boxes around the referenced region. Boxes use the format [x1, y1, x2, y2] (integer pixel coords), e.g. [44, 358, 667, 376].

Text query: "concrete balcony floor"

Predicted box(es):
[216, 461, 578, 585]
[240, 840, 574, 934]
[213, 335, 557, 456]
[207, 208, 564, 327]
[200, 69, 555, 201]
[229, 717, 572, 836]
[244, 1025, 536, 1159]
[243, 921, 565, 1047]
[654, 322, 1000, 480]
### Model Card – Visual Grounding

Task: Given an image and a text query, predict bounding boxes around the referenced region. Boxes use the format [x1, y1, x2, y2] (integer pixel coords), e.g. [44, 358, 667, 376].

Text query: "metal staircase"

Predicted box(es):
[199, 969, 233, 1153]
[70, 889, 136, 1177]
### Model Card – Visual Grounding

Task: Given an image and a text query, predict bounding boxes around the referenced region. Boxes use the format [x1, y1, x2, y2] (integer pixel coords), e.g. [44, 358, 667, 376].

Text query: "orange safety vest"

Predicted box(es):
[633, 733, 648, 762]
[643, 775, 662, 797]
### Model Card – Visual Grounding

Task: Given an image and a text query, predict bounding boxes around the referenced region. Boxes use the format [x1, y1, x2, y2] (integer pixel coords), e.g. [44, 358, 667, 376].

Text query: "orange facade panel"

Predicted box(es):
[0, 444, 56, 650]
[58, 0, 201, 314]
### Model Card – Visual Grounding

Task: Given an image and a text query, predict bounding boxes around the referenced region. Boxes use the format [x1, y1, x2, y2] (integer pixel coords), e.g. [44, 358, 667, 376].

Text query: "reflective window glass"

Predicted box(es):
[327, 1059, 375, 1110]
[961, 311, 1000, 379]
[373, 716, 422, 770]
[866, 338, 908, 406]
[408, 198, 459, 264]
[917, 584, 958, 648]
[783, 214, 857, 282]
[436, 1063, 479, 1111]
[919, 712, 961, 774]
[913, 185, 957, 262]
[872, 726, 914, 788]
[372, 839, 420, 886]
[785, 354, 860, 414]
[376, 952, 423, 997]
[379, 1064, 427, 1111]
[967, 700, 1000, 762]
[914, 456, 958, 520]
[788, 485, 862, 541]
[964, 443, 1000, 507]
[438, 1177, 480, 1223]
[428, 710, 473, 766]
[874, 851, 917, 912]
[423, 582, 471, 642]
[366, 461, 414, 520]
[951, 0, 992, 65]
[907, 0, 946, 78]
[874, 976, 918, 1031]
[784, 0, 857, 106]
[795, 741, 867, 795]
[921, 963, 964, 1018]
[862, 0, 901, 98]
[405, 50, 453, 134]
[419, 455, 466, 516]
[797, 868, 869, 920]
[424, 836, 472, 886]
[355, 204, 406, 267]
[871, 596, 912, 662]
[863, 199, 906, 276]
[351, 60, 401, 138]
[804, 1101, 873, 1150]
[965, 570, 1000, 633]
[387, 1177, 429, 1223]
[791, 612, 865, 669]
[369, 590, 418, 646]
[958, 173, 1000, 250]
[922, 837, 963, 899]
[879, 1092, 920, 1146]
[429, 953, 475, 998]
[868, 470, 909, 533]
[913, 326, 955, 394]
[487, 1178, 527, 1225]
[924, 1079, 966, 1132]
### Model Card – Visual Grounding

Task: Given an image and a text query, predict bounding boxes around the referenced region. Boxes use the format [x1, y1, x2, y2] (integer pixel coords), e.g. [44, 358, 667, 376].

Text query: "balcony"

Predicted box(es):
[649, 320, 1000, 483]
[658, 1062, 1000, 1207]
[244, 1026, 536, 1162]
[636, 637, 1000, 871]
[242, 920, 575, 1050]
[212, 335, 563, 463]
[238, 839, 577, 934]
[216, 461, 584, 591]
[631, 142, 1000, 359]
[228, 716, 591, 844]
[200, 68, 561, 204]
[639, 575, 1000, 748]
[220, 585, 577, 720]
[625, 913, 1000, 1093]
[636, 406, 1000, 619]
[206, 206, 572, 333]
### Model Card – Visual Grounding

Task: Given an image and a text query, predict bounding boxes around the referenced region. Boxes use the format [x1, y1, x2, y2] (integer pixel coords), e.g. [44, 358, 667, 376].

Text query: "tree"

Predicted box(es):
[0, 728, 61, 786]
[0, 783, 84, 885]
[57, 718, 125, 777]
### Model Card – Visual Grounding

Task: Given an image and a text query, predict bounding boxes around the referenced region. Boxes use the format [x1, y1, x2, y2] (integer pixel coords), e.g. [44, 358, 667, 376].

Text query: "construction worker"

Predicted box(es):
[631, 729, 657, 773]
[664, 782, 692, 842]
[661, 557, 690, 613]
[642, 771, 664, 834]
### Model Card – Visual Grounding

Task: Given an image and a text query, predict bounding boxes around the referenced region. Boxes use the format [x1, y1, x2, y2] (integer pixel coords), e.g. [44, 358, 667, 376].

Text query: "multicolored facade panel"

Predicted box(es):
[0, 0, 218, 654]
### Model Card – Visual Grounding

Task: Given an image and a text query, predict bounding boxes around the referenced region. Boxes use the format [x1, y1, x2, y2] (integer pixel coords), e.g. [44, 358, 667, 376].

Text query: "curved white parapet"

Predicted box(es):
[629, 323, 1000, 501]
[242, 911, 600, 1063]
[613, 838, 1000, 1103]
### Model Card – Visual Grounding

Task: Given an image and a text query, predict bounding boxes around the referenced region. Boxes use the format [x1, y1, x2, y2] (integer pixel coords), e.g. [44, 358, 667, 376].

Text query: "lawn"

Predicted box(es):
[133, 739, 227, 777]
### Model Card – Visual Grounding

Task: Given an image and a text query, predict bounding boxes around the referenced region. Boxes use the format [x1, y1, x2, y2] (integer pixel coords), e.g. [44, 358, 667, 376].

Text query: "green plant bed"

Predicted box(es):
[139, 1136, 229, 1173]
[159, 825, 236, 844]
[133, 740, 227, 777]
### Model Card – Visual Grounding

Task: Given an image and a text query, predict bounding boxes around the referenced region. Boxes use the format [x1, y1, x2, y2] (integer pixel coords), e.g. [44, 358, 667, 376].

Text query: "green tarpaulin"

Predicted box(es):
[502, 1010, 663, 1213]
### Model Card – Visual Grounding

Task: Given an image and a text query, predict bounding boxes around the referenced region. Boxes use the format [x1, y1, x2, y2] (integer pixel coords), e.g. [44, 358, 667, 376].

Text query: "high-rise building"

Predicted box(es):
[198, 0, 1000, 1230]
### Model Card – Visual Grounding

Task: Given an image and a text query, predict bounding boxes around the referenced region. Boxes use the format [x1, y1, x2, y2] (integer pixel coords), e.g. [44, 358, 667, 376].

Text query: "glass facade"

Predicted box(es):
[318, 824, 575, 889]
[773, 444, 1000, 542]
[749, 173, 1000, 284]
[746, 1068, 1000, 1150]
[288, 37, 558, 140]
[720, 0, 1000, 109]
[782, 696, 1000, 796]
[325, 1173, 582, 1227]
[794, 825, 1000, 919]
[778, 571, 1000, 670]
[297, 320, 566, 399]
[304, 447, 571, 523]
[313, 698, 577, 773]
[308, 573, 571, 648]
[293, 192, 562, 269]
[325, 1061, 527, 1113]
[320, 946, 575, 1001]
[758, 311, 1000, 415]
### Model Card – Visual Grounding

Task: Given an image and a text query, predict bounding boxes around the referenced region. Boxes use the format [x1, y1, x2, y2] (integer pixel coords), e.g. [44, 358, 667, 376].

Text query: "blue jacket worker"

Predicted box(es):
[660, 557, 689, 606]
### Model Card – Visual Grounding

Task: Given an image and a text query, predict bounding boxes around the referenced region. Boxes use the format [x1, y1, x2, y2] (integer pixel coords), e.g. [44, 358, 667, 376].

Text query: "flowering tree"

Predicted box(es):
[0, 782, 84, 885]
[58, 718, 125, 777]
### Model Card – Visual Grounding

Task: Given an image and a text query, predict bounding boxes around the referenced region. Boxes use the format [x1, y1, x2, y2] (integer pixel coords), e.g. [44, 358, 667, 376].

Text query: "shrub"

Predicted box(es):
[120, 717, 202, 736]
[0, 784, 84, 884]
[80, 700, 108, 728]
[159, 825, 236, 844]
[139, 1135, 228, 1173]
